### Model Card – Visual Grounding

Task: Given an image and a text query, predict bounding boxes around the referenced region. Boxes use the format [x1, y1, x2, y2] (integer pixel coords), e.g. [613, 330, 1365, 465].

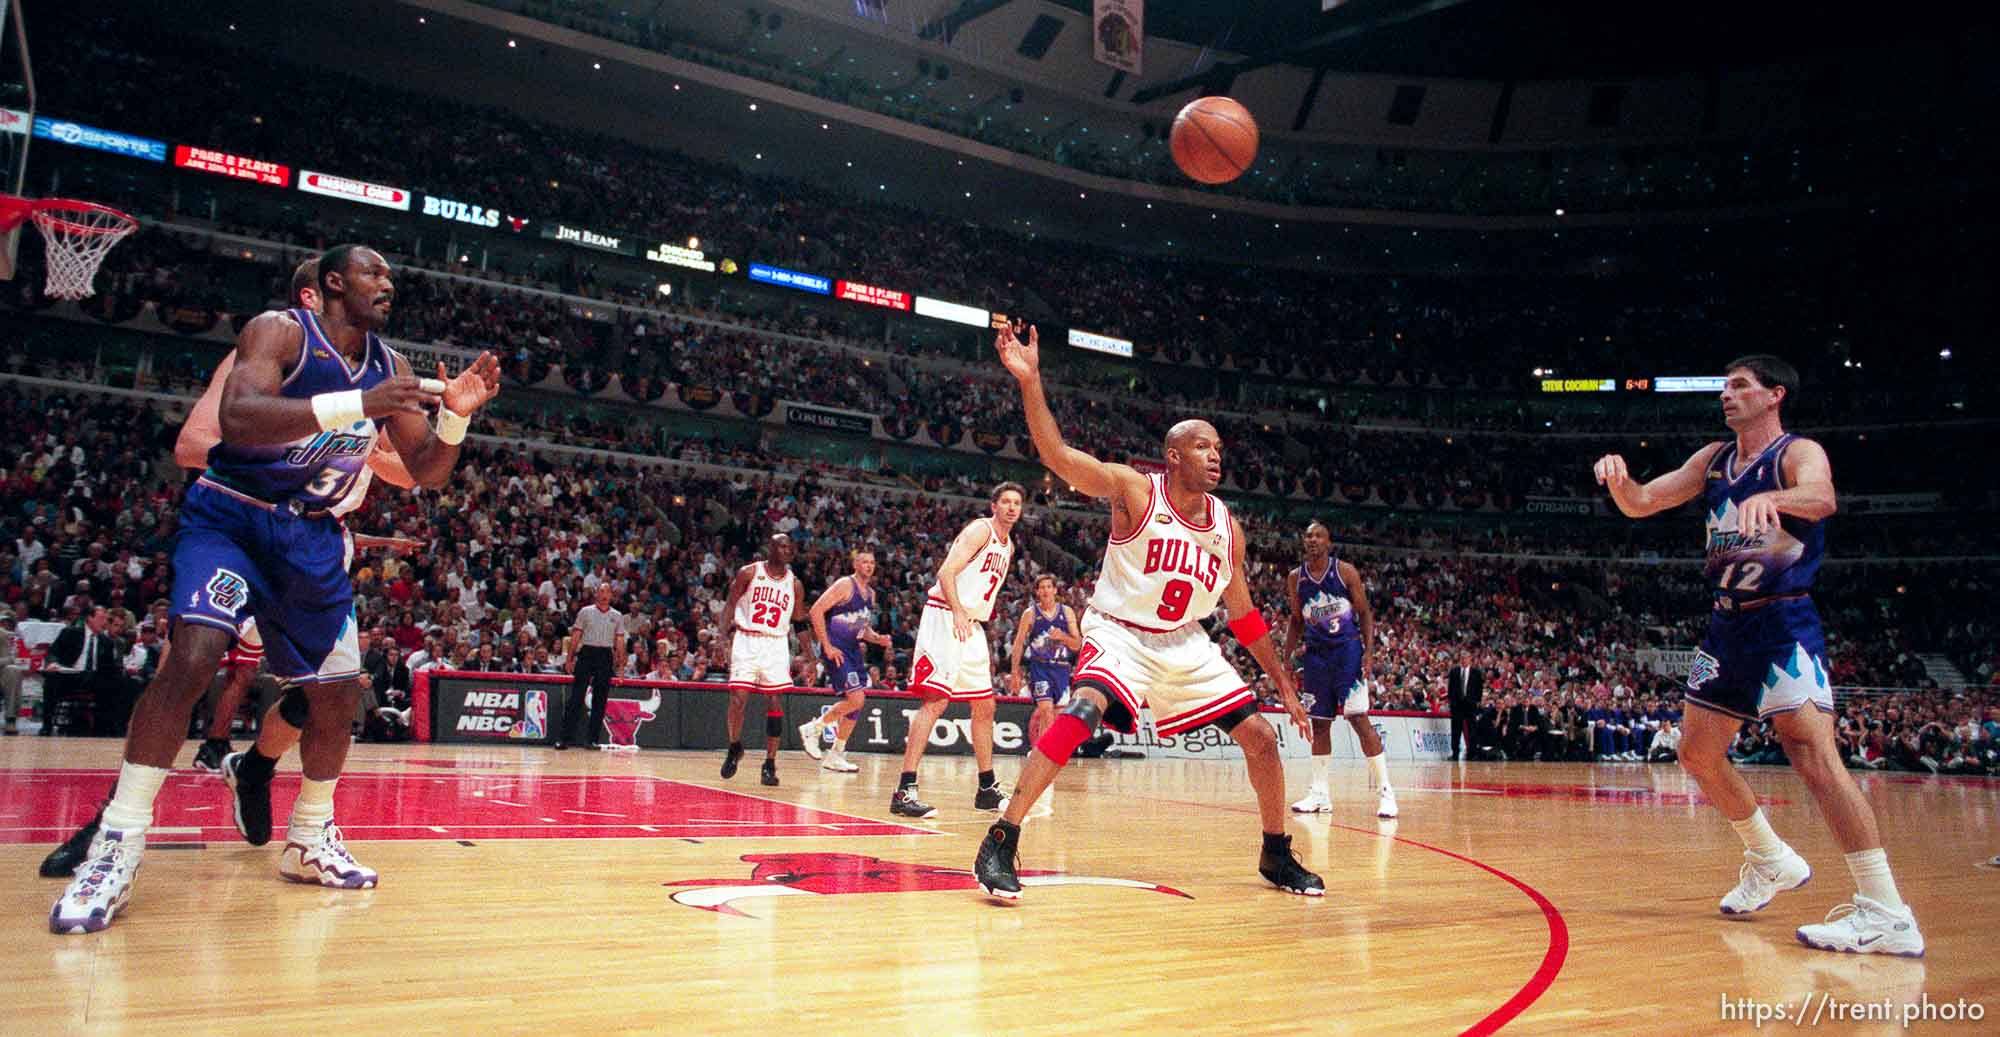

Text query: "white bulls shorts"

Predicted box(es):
[729, 631, 792, 693]
[909, 602, 994, 700]
[1072, 608, 1254, 736]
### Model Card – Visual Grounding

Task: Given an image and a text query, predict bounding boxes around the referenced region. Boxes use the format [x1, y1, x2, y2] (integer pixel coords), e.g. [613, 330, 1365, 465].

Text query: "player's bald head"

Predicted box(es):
[1164, 419, 1216, 456]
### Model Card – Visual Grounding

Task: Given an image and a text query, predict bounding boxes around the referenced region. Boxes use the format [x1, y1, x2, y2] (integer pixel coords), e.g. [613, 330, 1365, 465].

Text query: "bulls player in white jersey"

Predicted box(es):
[891, 483, 1022, 819]
[976, 323, 1322, 899]
[717, 533, 807, 786]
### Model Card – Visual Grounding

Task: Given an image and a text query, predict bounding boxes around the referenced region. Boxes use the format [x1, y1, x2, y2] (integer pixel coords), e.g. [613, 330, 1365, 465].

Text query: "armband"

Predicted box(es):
[1227, 608, 1271, 645]
[311, 389, 366, 432]
[436, 405, 470, 445]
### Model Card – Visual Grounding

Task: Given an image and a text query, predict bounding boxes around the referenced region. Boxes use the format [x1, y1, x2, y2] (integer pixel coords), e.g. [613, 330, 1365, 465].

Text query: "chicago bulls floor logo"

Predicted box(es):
[599, 689, 663, 747]
[665, 852, 1190, 915]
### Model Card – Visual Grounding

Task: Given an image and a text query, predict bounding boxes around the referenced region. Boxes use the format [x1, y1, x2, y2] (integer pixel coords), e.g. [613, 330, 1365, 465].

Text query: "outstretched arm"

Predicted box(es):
[1220, 515, 1307, 736]
[1738, 438, 1837, 536]
[219, 312, 438, 447]
[995, 323, 1150, 529]
[1593, 442, 1725, 519]
[380, 351, 502, 490]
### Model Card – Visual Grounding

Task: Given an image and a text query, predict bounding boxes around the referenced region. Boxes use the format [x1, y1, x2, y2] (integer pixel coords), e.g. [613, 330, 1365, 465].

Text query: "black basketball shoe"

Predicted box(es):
[720, 743, 744, 779]
[974, 820, 1023, 900]
[222, 751, 274, 846]
[889, 786, 937, 819]
[40, 807, 103, 878]
[760, 759, 779, 787]
[1258, 833, 1325, 896]
[192, 737, 232, 774]
[973, 783, 1005, 811]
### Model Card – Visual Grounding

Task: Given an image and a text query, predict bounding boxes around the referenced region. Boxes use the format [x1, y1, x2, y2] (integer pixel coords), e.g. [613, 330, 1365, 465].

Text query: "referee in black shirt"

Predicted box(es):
[558, 582, 626, 750]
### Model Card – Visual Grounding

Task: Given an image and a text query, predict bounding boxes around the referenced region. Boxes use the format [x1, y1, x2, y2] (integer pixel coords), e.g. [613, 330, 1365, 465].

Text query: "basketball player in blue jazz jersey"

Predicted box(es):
[1006, 574, 1081, 816]
[1283, 521, 1395, 820]
[801, 549, 894, 773]
[51, 244, 501, 934]
[1594, 355, 1922, 956]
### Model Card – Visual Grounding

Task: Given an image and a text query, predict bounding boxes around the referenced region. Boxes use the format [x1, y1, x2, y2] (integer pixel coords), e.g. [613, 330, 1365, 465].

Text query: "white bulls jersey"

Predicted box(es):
[1091, 473, 1234, 631]
[733, 564, 795, 634]
[925, 519, 1014, 623]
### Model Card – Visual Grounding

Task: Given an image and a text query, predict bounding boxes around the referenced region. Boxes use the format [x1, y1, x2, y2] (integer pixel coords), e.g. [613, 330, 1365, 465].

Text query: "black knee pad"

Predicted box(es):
[277, 686, 311, 728]
[1059, 695, 1104, 732]
[1211, 701, 1259, 735]
[765, 713, 784, 738]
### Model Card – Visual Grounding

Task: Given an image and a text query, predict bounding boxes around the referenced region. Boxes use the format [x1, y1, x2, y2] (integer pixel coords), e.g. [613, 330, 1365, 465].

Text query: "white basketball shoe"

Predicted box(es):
[1375, 786, 1399, 819]
[797, 720, 826, 761]
[50, 828, 144, 934]
[1796, 896, 1925, 957]
[1719, 849, 1812, 914]
[1290, 788, 1332, 814]
[279, 820, 378, 889]
[821, 749, 859, 772]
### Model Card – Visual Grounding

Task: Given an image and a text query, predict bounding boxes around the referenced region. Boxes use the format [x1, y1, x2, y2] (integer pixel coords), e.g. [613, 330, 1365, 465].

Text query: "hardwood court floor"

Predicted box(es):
[2, 738, 1995, 1035]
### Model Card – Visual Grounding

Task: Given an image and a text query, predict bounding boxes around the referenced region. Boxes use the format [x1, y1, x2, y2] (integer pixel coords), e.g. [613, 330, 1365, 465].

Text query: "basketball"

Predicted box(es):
[1170, 96, 1259, 185]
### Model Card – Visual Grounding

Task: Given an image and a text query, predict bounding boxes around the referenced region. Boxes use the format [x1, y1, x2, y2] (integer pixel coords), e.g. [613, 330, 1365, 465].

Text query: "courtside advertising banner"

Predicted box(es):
[174, 145, 290, 187]
[298, 169, 412, 210]
[33, 117, 167, 162]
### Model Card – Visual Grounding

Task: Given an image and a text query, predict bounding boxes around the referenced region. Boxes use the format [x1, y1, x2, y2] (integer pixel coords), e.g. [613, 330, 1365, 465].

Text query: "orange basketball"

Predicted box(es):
[1170, 96, 1259, 185]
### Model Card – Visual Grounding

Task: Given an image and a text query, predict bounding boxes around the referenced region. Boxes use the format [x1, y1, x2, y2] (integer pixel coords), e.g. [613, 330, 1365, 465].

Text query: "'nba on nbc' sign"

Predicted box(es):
[298, 169, 412, 211]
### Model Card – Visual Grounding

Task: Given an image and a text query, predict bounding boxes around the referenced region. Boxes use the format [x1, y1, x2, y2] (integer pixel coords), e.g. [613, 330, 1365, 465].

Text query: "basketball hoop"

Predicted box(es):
[0, 196, 139, 300]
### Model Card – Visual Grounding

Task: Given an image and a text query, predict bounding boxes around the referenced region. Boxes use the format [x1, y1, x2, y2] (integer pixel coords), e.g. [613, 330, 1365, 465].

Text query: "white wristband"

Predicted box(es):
[436, 405, 471, 445]
[311, 389, 366, 432]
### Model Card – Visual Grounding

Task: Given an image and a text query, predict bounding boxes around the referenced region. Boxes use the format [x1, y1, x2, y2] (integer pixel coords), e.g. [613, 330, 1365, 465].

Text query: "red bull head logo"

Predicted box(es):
[600, 689, 664, 747]
[665, 852, 1189, 915]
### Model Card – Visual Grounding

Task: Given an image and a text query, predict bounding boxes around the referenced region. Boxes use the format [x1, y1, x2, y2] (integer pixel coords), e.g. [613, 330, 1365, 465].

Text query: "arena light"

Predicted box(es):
[913, 295, 988, 327]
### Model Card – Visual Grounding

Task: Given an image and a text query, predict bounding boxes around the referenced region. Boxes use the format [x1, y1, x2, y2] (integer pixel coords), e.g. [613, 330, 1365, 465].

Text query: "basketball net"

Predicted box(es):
[29, 201, 139, 300]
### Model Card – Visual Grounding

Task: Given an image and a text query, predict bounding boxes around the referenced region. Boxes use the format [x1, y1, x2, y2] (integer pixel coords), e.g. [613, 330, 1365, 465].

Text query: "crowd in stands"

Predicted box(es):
[473, 2, 1990, 216]
[33, 5, 1997, 410]
[3, 380, 1993, 773]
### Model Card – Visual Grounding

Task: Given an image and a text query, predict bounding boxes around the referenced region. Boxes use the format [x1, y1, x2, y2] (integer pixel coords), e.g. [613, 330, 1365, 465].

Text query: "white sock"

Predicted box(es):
[1729, 809, 1791, 861]
[1845, 848, 1906, 911]
[288, 777, 338, 837]
[1366, 752, 1391, 792]
[1310, 754, 1330, 795]
[101, 761, 171, 834]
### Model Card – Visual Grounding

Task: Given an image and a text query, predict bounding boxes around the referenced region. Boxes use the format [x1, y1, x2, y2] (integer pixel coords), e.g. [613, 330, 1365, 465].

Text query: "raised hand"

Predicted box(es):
[995, 321, 1040, 383]
[440, 352, 502, 415]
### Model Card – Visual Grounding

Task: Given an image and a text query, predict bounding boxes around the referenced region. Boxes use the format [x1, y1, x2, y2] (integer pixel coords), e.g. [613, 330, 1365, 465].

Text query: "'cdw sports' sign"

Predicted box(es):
[33, 117, 167, 162]
[421, 194, 529, 232]
[298, 169, 411, 210]
[174, 145, 290, 187]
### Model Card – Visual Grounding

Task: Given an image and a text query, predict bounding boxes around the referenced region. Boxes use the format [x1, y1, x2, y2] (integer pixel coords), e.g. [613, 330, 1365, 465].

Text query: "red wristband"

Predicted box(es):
[1228, 608, 1270, 645]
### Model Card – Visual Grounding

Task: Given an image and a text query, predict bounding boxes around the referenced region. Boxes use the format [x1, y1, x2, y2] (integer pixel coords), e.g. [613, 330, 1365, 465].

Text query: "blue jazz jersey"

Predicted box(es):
[825, 578, 876, 693]
[1023, 603, 1074, 703]
[172, 309, 396, 685]
[1687, 434, 1833, 720]
[1298, 559, 1364, 717]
